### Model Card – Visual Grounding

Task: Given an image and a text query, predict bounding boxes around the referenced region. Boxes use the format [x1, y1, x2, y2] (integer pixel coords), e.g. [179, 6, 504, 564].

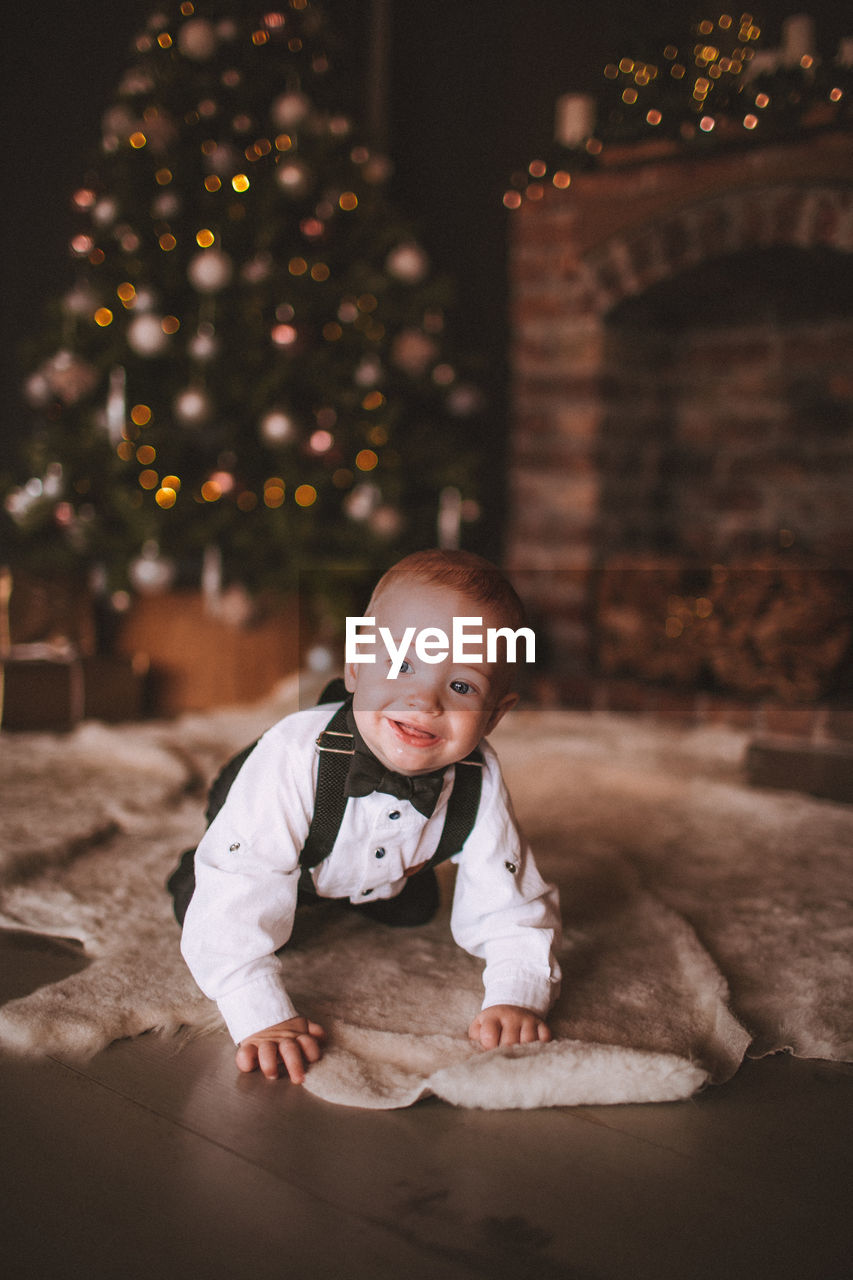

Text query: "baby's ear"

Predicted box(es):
[344, 663, 358, 693]
[485, 690, 518, 735]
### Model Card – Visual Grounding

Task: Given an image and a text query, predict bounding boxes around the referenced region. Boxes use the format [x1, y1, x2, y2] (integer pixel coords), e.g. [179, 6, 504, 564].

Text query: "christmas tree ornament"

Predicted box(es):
[174, 386, 212, 425]
[187, 247, 234, 292]
[391, 329, 437, 377]
[22, 371, 52, 409]
[385, 242, 430, 284]
[447, 382, 485, 416]
[344, 483, 380, 521]
[62, 283, 100, 316]
[353, 355, 384, 387]
[10, 0, 479, 606]
[362, 153, 393, 184]
[152, 191, 181, 218]
[188, 324, 219, 361]
[271, 90, 311, 129]
[132, 287, 158, 312]
[101, 104, 136, 149]
[275, 159, 310, 195]
[178, 17, 218, 61]
[203, 142, 239, 175]
[45, 351, 98, 404]
[259, 409, 296, 445]
[369, 505, 403, 539]
[92, 198, 119, 227]
[118, 69, 153, 96]
[128, 541, 176, 594]
[127, 313, 169, 357]
[241, 253, 273, 284]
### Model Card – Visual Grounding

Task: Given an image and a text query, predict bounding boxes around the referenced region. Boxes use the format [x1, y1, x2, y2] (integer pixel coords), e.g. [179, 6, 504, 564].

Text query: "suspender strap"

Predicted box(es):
[202, 684, 482, 898]
[300, 700, 353, 871]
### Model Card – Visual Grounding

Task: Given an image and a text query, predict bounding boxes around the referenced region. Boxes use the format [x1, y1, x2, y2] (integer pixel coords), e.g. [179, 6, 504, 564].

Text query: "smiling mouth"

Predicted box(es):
[389, 718, 441, 747]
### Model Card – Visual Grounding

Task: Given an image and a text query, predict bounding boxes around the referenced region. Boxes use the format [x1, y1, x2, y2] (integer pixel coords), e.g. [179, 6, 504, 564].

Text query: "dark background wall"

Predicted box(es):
[2, 1, 849, 544]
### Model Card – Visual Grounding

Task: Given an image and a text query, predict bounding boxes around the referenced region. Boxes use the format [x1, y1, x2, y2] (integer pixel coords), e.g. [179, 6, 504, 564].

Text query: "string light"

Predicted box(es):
[505, 12, 852, 209]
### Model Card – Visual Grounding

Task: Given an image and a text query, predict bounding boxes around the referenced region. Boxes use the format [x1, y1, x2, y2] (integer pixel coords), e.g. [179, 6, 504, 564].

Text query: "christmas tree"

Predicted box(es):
[5, 0, 482, 609]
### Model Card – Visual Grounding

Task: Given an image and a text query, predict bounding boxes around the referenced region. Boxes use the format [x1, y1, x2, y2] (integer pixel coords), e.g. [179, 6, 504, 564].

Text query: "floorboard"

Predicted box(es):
[1, 929, 851, 1280]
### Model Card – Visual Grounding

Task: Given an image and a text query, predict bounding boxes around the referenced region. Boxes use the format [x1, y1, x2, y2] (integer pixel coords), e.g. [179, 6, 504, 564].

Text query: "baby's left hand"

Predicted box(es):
[468, 1004, 552, 1050]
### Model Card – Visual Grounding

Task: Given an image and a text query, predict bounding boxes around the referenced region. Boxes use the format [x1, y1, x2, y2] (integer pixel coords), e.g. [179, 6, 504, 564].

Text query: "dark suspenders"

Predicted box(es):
[203, 686, 483, 893]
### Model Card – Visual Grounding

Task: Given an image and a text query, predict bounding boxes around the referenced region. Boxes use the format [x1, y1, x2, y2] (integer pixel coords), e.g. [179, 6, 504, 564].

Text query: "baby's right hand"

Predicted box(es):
[236, 1016, 326, 1084]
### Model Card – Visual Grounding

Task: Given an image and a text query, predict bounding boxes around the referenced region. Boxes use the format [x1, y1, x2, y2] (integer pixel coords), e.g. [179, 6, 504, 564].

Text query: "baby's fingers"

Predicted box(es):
[235, 1040, 261, 1074]
[278, 1038, 308, 1084]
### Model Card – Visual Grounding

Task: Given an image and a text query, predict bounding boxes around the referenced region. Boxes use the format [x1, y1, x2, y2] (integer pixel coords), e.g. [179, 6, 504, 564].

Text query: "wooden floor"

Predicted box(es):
[1, 928, 851, 1280]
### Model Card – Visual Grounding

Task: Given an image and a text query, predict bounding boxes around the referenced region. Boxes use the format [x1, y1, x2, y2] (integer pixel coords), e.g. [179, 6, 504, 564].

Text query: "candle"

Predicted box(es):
[782, 14, 815, 66]
[555, 94, 596, 147]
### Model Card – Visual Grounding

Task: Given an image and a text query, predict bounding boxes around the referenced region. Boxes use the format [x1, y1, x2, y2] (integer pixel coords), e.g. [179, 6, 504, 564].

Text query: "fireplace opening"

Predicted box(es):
[593, 246, 853, 702]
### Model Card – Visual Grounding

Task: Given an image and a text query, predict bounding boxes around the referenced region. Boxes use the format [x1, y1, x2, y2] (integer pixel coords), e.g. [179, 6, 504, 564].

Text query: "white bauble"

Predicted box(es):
[129, 541, 176, 595]
[385, 242, 429, 284]
[133, 287, 157, 312]
[188, 326, 219, 361]
[448, 382, 486, 416]
[259, 409, 296, 445]
[102, 104, 135, 144]
[22, 371, 52, 408]
[391, 328, 437, 377]
[187, 248, 233, 293]
[203, 142, 239, 175]
[62, 282, 99, 316]
[173, 386, 212, 425]
[45, 350, 98, 403]
[178, 17, 217, 60]
[118, 70, 153, 96]
[127, 314, 169, 357]
[353, 355, 384, 387]
[369, 505, 403, 538]
[152, 191, 181, 218]
[92, 198, 119, 226]
[271, 91, 310, 128]
[344, 483, 379, 521]
[275, 159, 310, 196]
[242, 253, 273, 284]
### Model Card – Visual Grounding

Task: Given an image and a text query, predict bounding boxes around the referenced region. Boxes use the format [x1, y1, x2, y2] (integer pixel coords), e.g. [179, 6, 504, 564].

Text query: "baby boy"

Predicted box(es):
[178, 549, 561, 1083]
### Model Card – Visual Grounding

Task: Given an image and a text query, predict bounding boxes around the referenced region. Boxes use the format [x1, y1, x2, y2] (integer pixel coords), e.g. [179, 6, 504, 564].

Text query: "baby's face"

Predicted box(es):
[344, 579, 517, 776]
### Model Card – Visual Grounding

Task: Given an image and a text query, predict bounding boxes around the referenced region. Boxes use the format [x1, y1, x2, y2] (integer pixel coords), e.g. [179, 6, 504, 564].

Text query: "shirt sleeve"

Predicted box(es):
[180, 719, 316, 1044]
[448, 745, 562, 1018]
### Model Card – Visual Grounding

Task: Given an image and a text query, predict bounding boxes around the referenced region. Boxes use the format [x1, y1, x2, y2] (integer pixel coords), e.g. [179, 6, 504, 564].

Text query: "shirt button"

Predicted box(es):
[505, 860, 518, 875]
[374, 847, 386, 859]
[388, 811, 401, 820]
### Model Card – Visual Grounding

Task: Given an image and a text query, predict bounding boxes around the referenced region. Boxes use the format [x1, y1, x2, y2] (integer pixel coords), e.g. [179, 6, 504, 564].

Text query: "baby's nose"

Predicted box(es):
[406, 680, 441, 712]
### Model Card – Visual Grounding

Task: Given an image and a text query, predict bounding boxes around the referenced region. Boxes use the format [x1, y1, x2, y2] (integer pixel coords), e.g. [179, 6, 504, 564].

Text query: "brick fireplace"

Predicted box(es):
[506, 130, 853, 751]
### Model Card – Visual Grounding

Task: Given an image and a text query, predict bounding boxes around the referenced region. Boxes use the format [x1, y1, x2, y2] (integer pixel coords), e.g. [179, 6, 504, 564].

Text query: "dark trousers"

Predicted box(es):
[167, 848, 440, 930]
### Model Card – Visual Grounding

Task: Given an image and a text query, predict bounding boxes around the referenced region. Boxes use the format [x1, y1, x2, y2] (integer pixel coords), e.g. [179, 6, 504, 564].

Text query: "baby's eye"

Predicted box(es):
[450, 679, 473, 695]
[398, 659, 413, 675]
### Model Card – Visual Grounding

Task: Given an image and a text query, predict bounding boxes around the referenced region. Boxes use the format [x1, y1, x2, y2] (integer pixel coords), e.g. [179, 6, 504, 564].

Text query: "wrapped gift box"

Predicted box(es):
[1, 646, 85, 731]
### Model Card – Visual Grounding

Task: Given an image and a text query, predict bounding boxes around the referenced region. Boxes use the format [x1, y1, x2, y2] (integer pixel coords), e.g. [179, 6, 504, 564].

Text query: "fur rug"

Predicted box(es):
[1, 676, 851, 1109]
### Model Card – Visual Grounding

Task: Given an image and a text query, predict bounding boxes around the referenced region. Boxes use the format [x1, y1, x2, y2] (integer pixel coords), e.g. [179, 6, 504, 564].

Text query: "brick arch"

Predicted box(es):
[580, 182, 853, 315]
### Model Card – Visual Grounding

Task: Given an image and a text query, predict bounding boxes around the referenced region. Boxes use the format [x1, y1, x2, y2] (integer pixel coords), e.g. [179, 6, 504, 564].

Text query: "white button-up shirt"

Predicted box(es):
[181, 702, 561, 1043]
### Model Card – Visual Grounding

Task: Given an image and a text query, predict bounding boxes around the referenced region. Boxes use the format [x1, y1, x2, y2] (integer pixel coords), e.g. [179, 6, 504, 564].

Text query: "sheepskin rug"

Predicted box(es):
[0, 675, 851, 1110]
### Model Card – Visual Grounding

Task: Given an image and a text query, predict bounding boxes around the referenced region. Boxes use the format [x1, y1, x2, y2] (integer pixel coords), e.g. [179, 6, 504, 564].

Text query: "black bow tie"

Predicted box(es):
[344, 750, 446, 817]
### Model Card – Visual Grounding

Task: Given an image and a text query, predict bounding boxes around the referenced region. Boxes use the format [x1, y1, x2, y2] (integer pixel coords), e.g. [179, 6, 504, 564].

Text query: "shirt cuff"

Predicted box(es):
[482, 968, 560, 1019]
[216, 974, 302, 1045]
